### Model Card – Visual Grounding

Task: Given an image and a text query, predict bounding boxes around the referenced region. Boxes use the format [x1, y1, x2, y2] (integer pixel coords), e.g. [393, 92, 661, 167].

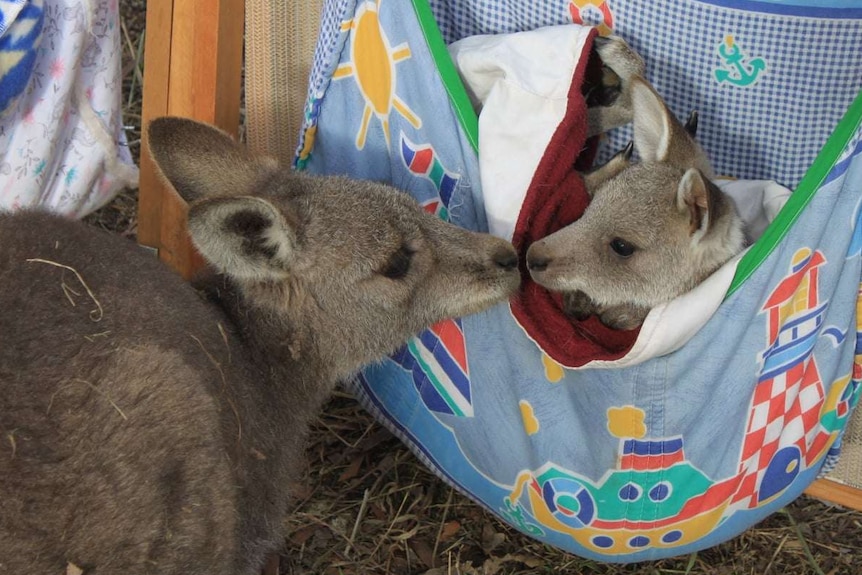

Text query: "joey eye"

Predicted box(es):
[379, 245, 414, 280]
[610, 238, 636, 258]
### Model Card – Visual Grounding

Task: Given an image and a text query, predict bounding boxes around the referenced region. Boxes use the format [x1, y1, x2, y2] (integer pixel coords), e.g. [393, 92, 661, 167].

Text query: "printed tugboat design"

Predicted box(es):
[506, 432, 742, 554]
[504, 248, 857, 555]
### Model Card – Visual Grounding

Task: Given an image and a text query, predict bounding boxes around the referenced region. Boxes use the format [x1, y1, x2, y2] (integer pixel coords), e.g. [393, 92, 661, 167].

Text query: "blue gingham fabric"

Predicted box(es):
[606, 1, 862, 188]
[303, 0, 352, 132]
[426, 0, 862, 189]
[297, 0, 862, 562]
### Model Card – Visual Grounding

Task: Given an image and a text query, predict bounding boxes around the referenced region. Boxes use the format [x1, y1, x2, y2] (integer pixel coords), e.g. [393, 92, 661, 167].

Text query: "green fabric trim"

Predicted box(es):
[727, 88, 862, 296]
[411, 0, 479, 153]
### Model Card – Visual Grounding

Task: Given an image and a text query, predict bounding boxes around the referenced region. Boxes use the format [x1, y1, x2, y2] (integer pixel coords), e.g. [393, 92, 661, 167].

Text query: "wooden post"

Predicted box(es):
[139, 0, 245, 279]
[805, 478, 862, 512]
[138, 0, 173, 252]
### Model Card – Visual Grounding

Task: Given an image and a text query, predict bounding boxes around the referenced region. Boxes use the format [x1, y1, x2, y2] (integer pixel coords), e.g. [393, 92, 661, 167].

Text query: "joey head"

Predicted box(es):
[527, 78, 745, 330]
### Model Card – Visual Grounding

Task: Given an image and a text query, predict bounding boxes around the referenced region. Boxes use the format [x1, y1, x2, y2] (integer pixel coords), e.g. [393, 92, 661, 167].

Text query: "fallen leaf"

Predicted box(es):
[288, 525, 318, 546]
[394, 525, 421, 541]
[408, 538, 436, 568]
[370, 502, 387, 521]
[501, 553, 544, 568]
[358, 428, 394, 451]
[481, 523, 506, 554]
[482, 553, 544, 574]
[440, 519, 461, 542]
[425, 563, 482, 575]
[338, 455, 364, 482]
[482, 556, 505, 575]
[287, 481, 313, 500]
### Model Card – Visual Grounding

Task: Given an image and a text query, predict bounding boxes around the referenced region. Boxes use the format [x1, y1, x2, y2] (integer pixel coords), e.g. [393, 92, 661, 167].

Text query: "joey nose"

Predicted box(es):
[493, 247, 519, 271]
[526, 252, 550, 272]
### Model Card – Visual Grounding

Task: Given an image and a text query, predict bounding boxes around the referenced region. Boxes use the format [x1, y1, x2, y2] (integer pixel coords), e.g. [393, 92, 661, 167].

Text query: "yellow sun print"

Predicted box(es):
[333, 0, 421, 150]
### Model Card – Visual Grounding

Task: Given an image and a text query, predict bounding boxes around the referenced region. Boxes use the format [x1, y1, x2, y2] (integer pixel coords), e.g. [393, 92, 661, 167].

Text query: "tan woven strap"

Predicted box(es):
[826, 401, 862, 489]
[244, 0, 323, 163]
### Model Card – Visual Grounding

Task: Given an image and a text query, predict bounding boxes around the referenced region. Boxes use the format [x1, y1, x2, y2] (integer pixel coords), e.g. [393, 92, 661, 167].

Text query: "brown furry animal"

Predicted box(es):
[0, 117, 520, 574]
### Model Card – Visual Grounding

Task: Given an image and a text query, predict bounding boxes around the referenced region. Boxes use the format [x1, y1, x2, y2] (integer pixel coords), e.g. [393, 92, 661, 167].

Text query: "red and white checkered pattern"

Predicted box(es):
[732, 359, 825, 507]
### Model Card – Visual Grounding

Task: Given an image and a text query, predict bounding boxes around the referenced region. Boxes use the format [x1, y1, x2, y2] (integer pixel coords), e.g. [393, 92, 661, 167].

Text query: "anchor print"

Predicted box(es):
[715, 35, 765, 87]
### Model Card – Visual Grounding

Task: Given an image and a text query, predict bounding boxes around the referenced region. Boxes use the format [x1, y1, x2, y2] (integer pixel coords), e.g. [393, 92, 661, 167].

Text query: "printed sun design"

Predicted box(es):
[334, 0, 421, 149]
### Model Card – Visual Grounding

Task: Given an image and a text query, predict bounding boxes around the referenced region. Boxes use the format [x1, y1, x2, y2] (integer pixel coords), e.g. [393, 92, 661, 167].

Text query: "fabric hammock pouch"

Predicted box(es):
[296, 0, 862, 562]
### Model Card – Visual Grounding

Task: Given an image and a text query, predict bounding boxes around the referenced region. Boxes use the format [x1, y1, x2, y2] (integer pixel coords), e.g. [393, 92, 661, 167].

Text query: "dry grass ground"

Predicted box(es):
[89, 2, 862, 573]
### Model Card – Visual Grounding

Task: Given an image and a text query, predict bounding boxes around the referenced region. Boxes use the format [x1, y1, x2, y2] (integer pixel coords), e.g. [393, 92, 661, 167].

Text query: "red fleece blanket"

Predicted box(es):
[509, 35, 640, 367]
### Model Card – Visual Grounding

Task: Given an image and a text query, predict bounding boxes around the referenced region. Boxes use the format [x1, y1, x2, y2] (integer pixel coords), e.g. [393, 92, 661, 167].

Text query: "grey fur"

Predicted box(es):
[586, 35, 646, 138]
[528, 73, 745, 331]
[0, 117, 519, 574]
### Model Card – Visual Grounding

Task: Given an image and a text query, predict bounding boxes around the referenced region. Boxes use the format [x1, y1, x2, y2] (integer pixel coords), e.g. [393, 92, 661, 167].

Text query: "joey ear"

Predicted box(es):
[630, 78, 673, 163]
[146, 117, 277, 204]
[684, 110, 699, 136]
[583, 141, 633, 195]
[187, 196, 298, 281]
[676, 168, 714, 238]
[631, 80, 712, 174]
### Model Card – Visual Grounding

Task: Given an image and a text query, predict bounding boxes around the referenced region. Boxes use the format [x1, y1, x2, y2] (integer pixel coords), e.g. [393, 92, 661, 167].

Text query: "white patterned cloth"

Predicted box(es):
[0, 0, 137, 218]
[0, 0, 41, 115]
[0, 0, 26, 35]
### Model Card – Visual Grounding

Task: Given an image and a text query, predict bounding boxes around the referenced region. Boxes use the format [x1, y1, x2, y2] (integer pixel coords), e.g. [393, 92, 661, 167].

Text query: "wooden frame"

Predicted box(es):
[138, 0, 862, 528]
[806, 478, 862, 511]
[139, 0, 244, 279]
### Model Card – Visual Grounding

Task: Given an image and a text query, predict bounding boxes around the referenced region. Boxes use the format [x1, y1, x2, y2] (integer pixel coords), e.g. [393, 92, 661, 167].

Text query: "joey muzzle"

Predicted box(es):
[525, 243, 552, 273]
